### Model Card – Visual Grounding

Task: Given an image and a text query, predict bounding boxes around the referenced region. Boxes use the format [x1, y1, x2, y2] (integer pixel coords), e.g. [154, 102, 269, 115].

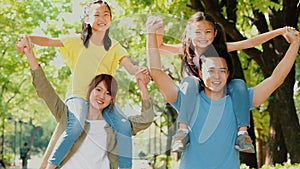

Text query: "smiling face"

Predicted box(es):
[86, 3, 112, 33]
[89, 80, 112, 111]
[190, 20, 217, 50]
[199, 56, 229, 99]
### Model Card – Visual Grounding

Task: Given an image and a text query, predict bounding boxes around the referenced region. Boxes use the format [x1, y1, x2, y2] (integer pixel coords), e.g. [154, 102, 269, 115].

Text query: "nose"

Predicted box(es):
[212, 71, 221, 79]
[98, 91, 105, 99]
[199, 32, 206, 38]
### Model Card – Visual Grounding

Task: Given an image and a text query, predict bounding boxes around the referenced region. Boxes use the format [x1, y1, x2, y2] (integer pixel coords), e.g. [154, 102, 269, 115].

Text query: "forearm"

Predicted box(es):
[227, 27, 285, 52]
[120, 57, 138, 75]
[129, 99, 154, 135]
[29, 36, 63, 47]
[271, 40, 299, 85]
[147, 33, 162, 70]
[140, 89, 150, 100]
[26, 52, 39, 70]
[159, 43, 182, 56]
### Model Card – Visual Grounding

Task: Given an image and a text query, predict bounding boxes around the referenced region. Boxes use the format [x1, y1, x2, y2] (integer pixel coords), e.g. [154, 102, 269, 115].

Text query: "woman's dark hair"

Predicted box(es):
[181, 11, 228, 77]
[81, 0, 112, 51]
[86, 74, 118, 111]
[197, 44, 233, 86]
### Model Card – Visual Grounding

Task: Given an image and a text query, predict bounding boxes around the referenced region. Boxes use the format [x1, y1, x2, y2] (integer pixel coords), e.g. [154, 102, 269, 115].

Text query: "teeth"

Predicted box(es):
[97, 100, 103, 104]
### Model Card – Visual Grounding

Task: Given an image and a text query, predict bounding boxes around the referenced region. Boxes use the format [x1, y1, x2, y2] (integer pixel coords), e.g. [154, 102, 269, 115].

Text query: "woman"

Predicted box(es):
[16, 35, 154, 169]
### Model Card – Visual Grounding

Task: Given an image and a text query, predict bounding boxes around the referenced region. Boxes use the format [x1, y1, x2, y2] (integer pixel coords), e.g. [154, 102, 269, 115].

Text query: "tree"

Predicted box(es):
[0, 0, 72, 157]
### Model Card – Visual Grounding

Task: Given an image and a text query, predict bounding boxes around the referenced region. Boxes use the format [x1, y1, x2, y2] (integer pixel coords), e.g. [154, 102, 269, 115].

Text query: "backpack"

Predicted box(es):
[20, 147, 29, 159]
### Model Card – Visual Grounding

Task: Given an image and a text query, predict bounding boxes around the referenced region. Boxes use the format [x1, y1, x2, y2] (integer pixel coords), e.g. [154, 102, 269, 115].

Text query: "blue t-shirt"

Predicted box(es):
[171, 88, 254, 169]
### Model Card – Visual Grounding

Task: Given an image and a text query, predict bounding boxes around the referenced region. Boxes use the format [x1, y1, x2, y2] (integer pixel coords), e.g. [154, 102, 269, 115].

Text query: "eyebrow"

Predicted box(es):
[206, 67, 228, 70]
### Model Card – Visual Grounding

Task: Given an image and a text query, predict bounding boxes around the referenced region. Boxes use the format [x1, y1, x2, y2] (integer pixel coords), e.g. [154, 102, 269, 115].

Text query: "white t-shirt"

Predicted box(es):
[62, 120, 110, 169]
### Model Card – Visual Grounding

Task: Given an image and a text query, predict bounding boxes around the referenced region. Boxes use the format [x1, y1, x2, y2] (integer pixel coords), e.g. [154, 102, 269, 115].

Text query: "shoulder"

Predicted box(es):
[110, 39, 125, 49]
[61, 35, 82, 44]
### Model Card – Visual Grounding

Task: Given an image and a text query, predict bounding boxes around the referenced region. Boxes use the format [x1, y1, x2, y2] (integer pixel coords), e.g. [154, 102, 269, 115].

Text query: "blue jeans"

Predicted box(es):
[177, 76, 250, 128]
[103, 104, 133, 168]
[49, 97, 88, 166]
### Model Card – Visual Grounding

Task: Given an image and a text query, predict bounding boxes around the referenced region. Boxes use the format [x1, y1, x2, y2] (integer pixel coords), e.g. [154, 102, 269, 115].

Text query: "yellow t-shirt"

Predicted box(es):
[60, 36, 128, 99]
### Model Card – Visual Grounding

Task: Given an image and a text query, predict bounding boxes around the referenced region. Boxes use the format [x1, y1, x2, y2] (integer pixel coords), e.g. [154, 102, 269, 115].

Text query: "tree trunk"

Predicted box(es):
[267, 75, 300, 163]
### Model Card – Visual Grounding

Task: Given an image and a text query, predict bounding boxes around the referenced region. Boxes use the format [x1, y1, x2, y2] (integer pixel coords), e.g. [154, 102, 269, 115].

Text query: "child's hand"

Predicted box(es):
[16, 35, 33, 56]
[284, 29, 299, 44]
[282, 26, 296, 43]
[146, 16, 164, 34]
[16, 35, 26, 54]
[135, 66, 151, 85]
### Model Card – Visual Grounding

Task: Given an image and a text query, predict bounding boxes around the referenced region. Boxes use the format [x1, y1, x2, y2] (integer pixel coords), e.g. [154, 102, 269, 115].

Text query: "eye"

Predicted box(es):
[205, 30, 212, 34]
[220, 69, 228, 73]
[207, 69, 215, 73]
[105, 91, 111, 95]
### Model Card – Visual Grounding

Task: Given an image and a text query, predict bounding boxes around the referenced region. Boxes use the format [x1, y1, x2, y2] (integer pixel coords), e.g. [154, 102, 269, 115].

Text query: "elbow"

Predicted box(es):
[149, 68, 163, 79]
[271, 75, 286, 88]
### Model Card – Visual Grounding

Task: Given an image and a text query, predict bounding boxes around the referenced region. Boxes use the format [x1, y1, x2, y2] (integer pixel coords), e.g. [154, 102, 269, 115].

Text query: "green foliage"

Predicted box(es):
[241, 162, 300, 169]
[0, 0, 73, 157]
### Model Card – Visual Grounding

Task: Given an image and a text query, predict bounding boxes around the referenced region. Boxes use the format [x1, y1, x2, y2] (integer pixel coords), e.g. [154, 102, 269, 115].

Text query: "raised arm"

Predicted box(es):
[16, 35, 63, 54]
[252, 30, 300, 107]
[227, 26, 295, 52]
[16, 36, 67, 121]
[29, 35, 63, 47]
[154, 17, 182, 56]
[129, 68, 154, 135]
[146, 16, 178, 103]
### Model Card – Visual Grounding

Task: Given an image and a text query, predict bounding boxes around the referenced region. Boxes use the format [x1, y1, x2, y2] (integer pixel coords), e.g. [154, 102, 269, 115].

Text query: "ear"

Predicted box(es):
[198, 69, 203, 79]
[214, 29, 218, 37]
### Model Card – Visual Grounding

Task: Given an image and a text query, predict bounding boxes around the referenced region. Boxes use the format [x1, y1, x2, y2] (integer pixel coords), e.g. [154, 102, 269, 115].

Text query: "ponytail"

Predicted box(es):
[103, 28, 112, 51]
[212, 23, 228, 53]
[81, 22, 92, 48]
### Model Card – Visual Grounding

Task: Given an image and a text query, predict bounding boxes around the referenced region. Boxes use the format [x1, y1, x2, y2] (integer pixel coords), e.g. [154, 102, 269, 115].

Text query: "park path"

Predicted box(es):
[7, 155, 42, 169]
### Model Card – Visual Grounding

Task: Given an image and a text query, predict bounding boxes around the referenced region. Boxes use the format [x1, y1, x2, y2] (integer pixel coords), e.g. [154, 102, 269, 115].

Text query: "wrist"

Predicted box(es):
[146, 29, 157, 34]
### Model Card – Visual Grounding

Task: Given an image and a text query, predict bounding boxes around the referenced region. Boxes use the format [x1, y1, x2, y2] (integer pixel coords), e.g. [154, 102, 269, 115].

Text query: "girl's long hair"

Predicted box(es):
[181, 11, 228, 77]
[81, 0, 112, 51]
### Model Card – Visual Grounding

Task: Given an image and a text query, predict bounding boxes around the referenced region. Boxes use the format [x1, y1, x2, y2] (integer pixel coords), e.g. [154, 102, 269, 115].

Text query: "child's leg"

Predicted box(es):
[49, 97, 88, 166]
[172, 76, 200, 152]
[227, 79, 255, 153]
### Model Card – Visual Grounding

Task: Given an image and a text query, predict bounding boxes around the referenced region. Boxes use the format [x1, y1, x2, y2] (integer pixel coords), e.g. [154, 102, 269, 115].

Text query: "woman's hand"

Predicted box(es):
[136, 67, 151, 100]
[135, 66, 151, 85]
